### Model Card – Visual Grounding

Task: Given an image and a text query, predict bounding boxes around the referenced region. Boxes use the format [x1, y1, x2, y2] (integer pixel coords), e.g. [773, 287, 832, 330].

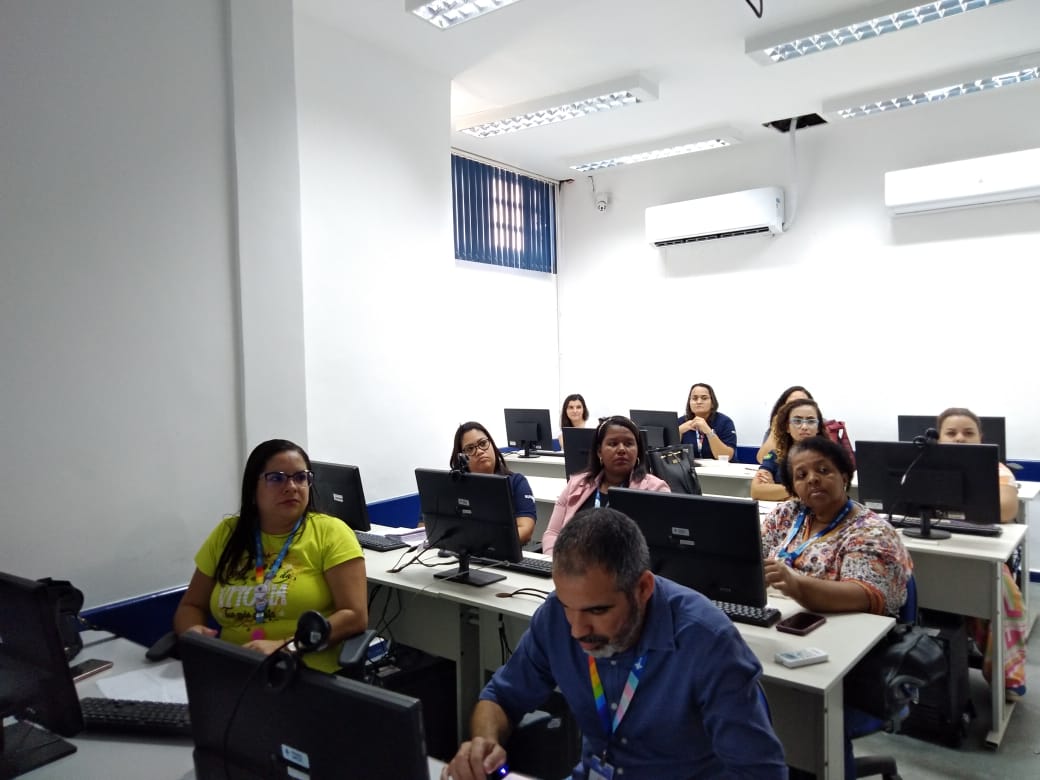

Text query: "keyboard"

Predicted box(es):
[530, 450, 564, 458]
[355, 531, 409, 552]
[711, 600, 782, 628]
[80, 697, 192, 738]
[471, 554, 554, 578]
[892, 516, 1002, 537]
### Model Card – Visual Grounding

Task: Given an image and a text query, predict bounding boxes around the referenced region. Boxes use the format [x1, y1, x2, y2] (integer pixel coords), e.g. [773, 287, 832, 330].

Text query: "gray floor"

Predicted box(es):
[853, 581, 1040, 779]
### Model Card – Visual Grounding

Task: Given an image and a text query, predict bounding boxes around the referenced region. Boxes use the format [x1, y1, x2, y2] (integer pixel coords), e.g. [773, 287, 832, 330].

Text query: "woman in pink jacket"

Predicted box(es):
[541, 415, 670, 554]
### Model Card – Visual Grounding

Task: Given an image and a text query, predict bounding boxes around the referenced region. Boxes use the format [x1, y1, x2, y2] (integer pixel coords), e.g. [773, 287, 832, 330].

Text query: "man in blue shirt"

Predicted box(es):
[441, 508, 786, 780]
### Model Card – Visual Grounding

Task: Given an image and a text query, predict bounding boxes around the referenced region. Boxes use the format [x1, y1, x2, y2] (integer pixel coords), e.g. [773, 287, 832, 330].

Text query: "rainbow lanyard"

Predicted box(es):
[588, 653, 647, 740]
[777, 500, 852, 565]
[253, 516, 303, 625]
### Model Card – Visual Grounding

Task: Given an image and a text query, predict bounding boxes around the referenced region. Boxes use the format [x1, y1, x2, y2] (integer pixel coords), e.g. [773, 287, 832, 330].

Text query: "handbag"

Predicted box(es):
[825, 419, 856, 468]
[843, 623, 946, 721]
[37, 576, 86, 661]
[646, 445, 702, 495]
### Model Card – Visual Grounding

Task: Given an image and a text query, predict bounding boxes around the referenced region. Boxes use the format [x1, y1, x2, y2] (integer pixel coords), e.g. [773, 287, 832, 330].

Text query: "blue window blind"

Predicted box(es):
[452, 154, 557, 274]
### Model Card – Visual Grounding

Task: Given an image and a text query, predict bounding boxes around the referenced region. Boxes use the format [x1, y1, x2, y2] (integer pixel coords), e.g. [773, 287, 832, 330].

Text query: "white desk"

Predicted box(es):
[364, 526, 892, 779]
[503, 451, 567, 479]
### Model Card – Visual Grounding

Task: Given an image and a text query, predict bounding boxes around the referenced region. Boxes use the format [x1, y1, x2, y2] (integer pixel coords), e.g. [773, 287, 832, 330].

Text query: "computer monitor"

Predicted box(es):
[897, 414, 1007, 463]
[856, 440, 1000, 540]
[562, 427, 596, 479]
[608, 489, 768, 608]
[629, 409, 682, 449]
[181, 632, 427, 780]
[414, 468, 522, 587]
[503, 407, 553, 458]
[310, 461, 371, 532]
[0, 571, 83, 778]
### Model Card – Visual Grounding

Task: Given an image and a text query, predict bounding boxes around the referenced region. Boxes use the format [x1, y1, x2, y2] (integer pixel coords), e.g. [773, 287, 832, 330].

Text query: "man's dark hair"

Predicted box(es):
[552, 508, 650, 593]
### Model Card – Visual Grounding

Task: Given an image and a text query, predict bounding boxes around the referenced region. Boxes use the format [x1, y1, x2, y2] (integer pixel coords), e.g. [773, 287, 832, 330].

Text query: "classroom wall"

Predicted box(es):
[557, 84, 1040, 459]
[294, 14, 561, 505]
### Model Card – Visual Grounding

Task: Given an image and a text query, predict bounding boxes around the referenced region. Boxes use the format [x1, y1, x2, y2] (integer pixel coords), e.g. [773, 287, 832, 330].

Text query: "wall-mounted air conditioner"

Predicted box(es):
[645, 186, 784, 247]
[885, 148, 1040, 216]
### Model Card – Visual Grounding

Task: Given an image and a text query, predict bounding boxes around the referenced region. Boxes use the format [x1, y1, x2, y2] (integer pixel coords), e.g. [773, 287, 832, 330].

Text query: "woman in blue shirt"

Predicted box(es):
[678, 382, 737, 460]
[449, 422, 537, 544]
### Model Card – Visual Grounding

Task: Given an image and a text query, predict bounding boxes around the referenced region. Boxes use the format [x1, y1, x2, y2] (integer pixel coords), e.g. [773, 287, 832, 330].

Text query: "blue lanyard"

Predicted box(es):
[777, 500, 852, 565]
[253, 516, 303, 624]
[589, 654, 647, 739]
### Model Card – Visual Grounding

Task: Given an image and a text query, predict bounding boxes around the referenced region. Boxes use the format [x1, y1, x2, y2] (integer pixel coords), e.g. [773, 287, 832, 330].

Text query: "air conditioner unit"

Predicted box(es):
[645, 186, 784, 247]
[885, 148, 1040, 216]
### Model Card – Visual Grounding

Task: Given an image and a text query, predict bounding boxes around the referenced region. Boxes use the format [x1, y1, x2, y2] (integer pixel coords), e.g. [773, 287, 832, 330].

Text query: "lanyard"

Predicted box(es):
[588, 653, 647, 740]
[253, 516, 303, 624]
[777, 500, 852, 565]
[594, 489, 603, 508]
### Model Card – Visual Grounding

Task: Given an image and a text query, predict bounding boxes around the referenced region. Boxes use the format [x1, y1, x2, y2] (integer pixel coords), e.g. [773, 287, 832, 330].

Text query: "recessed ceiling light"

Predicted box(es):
[746, 0, 1011, 65]
[454, 76, 657, 138]
[406, 0, 522, 30]
[570, 132, 740, 173]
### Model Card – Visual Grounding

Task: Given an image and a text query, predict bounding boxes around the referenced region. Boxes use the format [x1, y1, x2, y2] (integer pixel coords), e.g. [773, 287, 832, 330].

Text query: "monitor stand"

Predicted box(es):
[434, 554, 506, 587]
[901, 508, 951, 540]
[516, 442, 540, 459]
[1, 721, 77, 778]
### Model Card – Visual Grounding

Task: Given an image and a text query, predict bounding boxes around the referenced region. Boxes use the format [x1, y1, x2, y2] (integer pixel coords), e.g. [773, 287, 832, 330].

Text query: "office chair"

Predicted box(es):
[850, 575, 918, 780]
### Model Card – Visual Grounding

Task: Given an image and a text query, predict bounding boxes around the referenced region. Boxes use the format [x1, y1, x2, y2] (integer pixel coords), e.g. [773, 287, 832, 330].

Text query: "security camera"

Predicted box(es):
[595, 193, 610, 212]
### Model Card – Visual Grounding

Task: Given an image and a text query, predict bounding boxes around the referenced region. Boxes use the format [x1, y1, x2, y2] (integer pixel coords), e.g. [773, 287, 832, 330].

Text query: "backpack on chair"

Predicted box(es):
[825, 420, 855, 467]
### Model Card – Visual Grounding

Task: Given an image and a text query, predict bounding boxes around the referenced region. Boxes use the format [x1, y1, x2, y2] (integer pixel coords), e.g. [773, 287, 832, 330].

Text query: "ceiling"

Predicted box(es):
[295, 0, 1040, 180]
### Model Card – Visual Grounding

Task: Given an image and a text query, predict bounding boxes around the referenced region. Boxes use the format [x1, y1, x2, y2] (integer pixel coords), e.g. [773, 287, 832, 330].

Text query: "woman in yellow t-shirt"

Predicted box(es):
[173, 439, 368, 672]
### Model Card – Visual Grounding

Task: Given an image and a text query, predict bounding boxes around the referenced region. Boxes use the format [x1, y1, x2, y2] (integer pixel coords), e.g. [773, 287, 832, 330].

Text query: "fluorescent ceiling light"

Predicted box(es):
[822, 53, 1040, 119]
[455, 76, 657, 138]
[571, 133, 739, 173]
[407, 0, 522, 30]
[746, 0, 1011, 65]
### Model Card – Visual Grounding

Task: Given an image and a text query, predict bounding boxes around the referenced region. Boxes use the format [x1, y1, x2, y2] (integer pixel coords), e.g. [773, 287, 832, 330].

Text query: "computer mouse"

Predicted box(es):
[437, 549, 456, 558]
[145, 630, 180, 662]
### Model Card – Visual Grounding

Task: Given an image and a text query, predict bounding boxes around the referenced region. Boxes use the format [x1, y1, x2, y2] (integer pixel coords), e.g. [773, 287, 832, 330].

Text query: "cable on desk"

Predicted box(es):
[493, 587, 550, 601]
[498, 614, 513, 662]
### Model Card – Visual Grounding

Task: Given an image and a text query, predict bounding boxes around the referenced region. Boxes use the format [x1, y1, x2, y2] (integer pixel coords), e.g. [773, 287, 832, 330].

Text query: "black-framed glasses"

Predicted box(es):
[262, 470, 314, 487]
[461, 438, 492, 457]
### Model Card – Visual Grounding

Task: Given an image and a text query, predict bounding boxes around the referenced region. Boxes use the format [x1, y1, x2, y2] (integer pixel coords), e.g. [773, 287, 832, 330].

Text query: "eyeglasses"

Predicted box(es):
[461, 438, 492, 457]
[790, 417, 820, 429]
[262, 470, 314, 487]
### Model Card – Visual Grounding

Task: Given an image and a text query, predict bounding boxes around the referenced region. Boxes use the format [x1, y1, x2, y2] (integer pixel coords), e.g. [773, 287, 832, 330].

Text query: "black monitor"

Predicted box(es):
[562, 427, 596, 479]
[181, 632, 427, 780]
[415, 468, 522, 587]
[608, 489, 768, 608]
[856, 440, 1000, 540]
[897, 414, 1007, 463]
[503, 407, 553, 458]
[311, 461, 371, 532]
[629, 409, 682, 449]
[0, 571, 83, 777]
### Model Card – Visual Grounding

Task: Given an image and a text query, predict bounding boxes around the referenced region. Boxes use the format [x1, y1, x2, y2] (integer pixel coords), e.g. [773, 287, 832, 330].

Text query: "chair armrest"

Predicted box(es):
[338, 629, 378, 677]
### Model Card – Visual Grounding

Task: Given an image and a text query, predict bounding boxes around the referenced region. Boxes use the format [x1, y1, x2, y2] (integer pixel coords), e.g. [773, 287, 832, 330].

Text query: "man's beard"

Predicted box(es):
[579, 595, 643, 659]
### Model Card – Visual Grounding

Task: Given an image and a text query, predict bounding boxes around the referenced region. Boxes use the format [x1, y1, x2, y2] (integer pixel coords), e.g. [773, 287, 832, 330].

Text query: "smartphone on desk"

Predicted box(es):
[775, 611, 826, 636]
[70, 657, 113, 682]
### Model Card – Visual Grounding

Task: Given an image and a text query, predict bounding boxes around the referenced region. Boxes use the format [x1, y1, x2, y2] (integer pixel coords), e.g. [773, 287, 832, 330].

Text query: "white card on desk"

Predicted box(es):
[774, 648, 829, 668]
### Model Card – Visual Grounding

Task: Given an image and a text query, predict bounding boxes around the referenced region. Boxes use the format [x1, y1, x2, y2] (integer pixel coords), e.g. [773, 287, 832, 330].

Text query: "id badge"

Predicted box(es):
[588, 755, 615, 780]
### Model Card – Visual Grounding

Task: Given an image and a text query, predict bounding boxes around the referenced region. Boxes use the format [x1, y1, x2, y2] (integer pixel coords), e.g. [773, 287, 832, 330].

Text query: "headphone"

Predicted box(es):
[263, 610, 330, 692]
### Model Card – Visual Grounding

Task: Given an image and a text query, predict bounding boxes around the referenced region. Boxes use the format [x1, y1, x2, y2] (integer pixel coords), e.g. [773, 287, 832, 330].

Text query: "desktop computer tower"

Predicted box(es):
[901, 610, 972, 747]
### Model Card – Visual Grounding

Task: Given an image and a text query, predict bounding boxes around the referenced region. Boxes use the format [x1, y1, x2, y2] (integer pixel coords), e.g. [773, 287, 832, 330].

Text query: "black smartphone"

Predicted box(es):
[775, 611, 826, 636]
[70, 657, 114, 682]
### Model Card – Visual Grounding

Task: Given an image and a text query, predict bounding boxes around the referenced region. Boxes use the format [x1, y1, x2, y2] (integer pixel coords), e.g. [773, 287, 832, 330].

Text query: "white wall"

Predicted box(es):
[294, 16, 560, 503]
[558, 85, 1040, 459]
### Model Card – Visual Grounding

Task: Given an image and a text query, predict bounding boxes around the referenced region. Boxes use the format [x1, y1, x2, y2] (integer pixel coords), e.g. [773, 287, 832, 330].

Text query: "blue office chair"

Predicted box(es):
[848, 575, 918, 780]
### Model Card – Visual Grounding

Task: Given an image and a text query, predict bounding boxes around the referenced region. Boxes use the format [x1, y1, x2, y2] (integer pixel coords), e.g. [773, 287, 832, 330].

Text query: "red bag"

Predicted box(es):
[825, 419, 856, 468]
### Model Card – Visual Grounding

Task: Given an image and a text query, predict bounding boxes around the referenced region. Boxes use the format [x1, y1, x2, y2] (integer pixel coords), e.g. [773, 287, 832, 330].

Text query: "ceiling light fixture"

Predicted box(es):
[406, 0, 522, 30]
[822, 53, 1040, 119]
[570, 131, 740, 173]
[454, 76, 658, 138]
[746, 0, 1011, 65]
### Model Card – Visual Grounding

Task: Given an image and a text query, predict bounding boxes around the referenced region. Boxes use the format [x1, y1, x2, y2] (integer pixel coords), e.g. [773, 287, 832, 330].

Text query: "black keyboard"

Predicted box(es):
[355, 531, 409, 552]
[892, 516, 1002, 537]
[712, 600, 782, 628]
[530, 450, 565, 458]
[80, 697, 192, 738]
[471, 555, 554, 578]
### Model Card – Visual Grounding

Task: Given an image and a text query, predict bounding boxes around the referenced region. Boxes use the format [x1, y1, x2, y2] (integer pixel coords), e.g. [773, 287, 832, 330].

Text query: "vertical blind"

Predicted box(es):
[452, 154, 557, 274]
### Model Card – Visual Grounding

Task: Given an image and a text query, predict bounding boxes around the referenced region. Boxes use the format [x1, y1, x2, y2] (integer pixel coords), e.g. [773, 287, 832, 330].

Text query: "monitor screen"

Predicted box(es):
[629, 409, 682, 449]
[897, 414, 1007, 463]
[562, 427, 596, 479]
[181, 632, 428, 780]
[415, 468, 522, 587]
[503, 408, 553, 457]
[310, 461, 371, 532]
[856, 440, 1000, 538]
[0, 571, 83, 777]
[608, 489, 768, 608]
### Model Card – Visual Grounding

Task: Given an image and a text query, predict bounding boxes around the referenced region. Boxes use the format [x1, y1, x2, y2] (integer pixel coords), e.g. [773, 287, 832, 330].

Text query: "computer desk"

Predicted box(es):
[19, 631, 452, 779]
[364, 526, 893, 779]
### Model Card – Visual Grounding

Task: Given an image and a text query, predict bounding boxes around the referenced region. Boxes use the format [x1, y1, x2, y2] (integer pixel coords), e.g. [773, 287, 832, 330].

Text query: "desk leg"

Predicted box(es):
[458, 605, 482, 740]
[761, 681, 839, 778]
[985, 560, 1009, 749]
[825, 685, 844, 780]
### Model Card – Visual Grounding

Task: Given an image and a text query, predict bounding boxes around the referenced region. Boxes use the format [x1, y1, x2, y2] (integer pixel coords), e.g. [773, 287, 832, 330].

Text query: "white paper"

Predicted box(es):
[95, 660, 188, 703]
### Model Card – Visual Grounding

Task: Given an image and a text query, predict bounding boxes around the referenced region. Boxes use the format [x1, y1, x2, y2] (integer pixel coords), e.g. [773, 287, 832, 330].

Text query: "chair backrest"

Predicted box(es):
[898, 575, 917, 624]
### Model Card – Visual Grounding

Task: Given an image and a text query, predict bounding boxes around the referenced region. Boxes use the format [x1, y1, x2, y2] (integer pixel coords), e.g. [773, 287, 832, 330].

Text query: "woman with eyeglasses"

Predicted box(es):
[755, 386, 813, 464]
[751, 398, 827, 501]
[173, 439, 368, 672]
[541, 416, 670, 554]
[678, 382, 737, 461]
[449, 422, 537, 545]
